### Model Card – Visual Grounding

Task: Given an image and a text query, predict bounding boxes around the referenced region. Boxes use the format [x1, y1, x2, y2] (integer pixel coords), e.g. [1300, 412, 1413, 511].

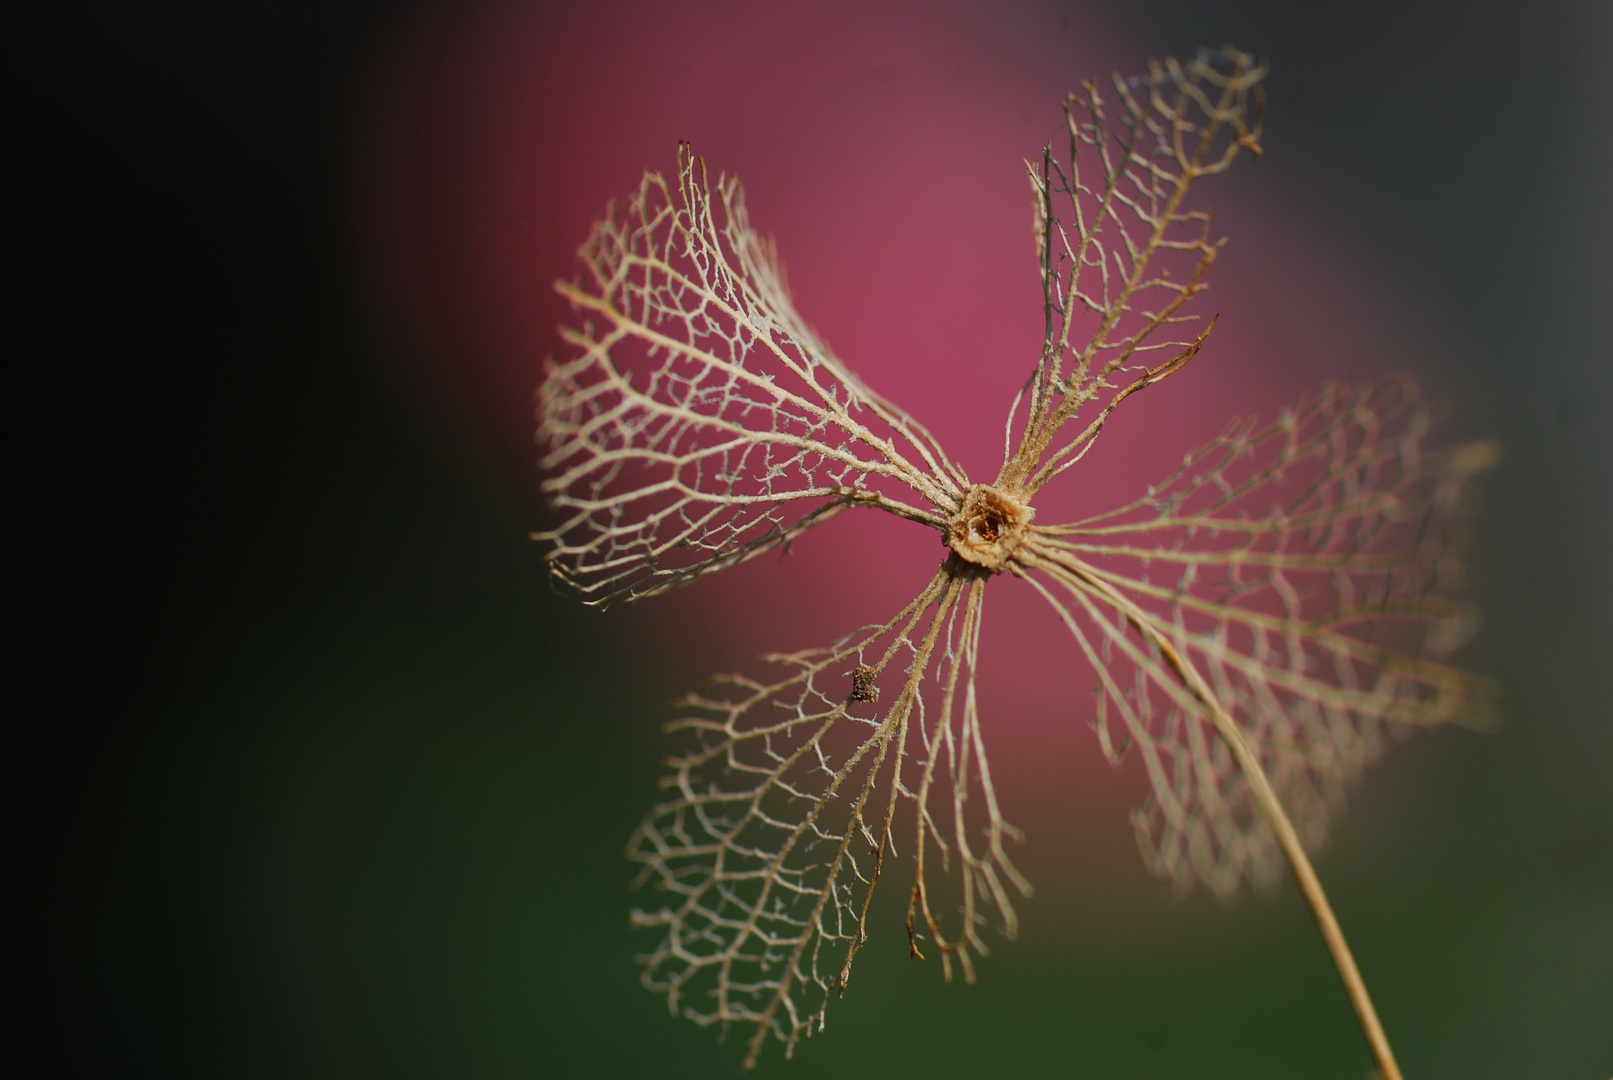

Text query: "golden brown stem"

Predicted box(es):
[1187, 671, 1404, 1080]
[1061, 561, 1404, 1080]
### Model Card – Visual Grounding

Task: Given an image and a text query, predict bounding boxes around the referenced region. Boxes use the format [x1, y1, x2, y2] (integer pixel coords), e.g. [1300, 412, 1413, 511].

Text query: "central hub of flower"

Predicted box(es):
[947, 484, 1033, 573]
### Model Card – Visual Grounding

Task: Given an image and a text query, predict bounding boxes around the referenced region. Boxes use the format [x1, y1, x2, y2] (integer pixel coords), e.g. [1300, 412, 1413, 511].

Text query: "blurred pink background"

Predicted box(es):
[351, 0, 1472, 837]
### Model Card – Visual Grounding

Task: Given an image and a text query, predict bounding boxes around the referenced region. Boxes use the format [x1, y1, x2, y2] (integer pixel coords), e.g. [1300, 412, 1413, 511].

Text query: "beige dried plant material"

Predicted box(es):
[536, 47, 1495, 1076]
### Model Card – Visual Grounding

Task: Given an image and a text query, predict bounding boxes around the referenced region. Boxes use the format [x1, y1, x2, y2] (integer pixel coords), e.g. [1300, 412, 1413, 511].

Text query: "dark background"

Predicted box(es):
[16, 1, 1610, 1077]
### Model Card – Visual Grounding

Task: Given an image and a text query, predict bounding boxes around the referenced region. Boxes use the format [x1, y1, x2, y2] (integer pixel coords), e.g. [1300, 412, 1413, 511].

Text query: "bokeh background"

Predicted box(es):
[20, 1, 1610, 1077]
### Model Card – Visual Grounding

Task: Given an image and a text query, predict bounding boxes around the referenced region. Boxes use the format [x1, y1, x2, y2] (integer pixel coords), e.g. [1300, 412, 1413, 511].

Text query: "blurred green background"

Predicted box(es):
[19, 1, 1609, 1077]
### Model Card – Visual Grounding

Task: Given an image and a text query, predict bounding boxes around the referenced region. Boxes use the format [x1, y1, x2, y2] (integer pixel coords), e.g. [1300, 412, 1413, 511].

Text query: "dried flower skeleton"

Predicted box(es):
[536, 48, 1496, 1078]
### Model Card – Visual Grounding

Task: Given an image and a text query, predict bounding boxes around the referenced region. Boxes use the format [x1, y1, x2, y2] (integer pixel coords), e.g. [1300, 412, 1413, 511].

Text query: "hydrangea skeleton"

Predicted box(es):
[536, 47, 1497, 1078]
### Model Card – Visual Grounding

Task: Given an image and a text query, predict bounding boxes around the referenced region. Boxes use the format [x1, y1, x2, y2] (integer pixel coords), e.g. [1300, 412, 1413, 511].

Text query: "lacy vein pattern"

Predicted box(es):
[534, 47, 1497, 1068]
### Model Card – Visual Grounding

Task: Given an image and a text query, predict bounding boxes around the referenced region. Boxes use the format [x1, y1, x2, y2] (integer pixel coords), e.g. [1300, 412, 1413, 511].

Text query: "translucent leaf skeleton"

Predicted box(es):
[534, 47, 1497, 1078]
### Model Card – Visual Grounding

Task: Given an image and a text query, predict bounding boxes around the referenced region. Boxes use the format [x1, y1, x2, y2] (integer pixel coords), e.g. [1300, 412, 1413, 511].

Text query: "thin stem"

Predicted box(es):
[1250, 770, 1403, 1080]
[1196, 669, 1402, 1080]
[1064, 562, 1404, 1080]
